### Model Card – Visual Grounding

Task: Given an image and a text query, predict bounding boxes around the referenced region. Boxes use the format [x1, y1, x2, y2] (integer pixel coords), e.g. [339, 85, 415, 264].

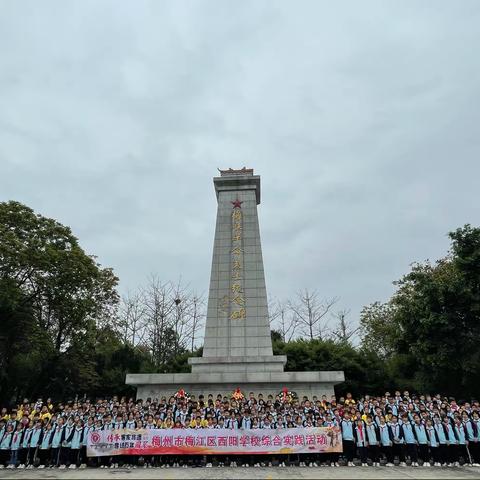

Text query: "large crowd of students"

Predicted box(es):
[0, 390, 479, 469]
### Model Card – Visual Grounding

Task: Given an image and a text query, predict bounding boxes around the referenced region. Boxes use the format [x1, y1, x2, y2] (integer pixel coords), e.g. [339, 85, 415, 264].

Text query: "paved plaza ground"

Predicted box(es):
[1, 466, 480, 479]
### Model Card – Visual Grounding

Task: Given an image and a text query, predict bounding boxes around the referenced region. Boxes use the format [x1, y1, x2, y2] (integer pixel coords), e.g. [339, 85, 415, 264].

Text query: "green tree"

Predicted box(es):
[273, 338, 390, 397]
[0, 201, 119, 403]
[360, 225, 480, 398]
[359, 301, 398, 358]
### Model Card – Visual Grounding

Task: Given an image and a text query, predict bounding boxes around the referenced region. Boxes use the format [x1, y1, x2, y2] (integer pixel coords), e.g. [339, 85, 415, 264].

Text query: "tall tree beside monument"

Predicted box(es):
[360, 224, 480, 398]
[0, 201, 120, 400]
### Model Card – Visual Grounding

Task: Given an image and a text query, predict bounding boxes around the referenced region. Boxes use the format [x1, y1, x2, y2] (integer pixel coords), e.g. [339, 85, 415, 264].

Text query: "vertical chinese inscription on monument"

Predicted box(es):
[230, 198, 245, 320]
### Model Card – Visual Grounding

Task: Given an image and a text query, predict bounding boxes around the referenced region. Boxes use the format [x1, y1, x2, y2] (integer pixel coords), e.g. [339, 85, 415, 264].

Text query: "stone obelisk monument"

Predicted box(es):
[126, 168, 344, 398]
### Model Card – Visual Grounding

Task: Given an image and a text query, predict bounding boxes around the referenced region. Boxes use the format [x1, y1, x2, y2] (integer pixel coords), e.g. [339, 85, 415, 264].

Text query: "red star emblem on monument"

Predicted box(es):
[231, 198, 243, 208]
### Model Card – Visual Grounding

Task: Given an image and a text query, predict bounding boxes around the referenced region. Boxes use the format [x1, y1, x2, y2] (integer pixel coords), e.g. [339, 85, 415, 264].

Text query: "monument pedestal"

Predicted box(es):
[126, 371, 344, 400]
[126, 169, 345, 400]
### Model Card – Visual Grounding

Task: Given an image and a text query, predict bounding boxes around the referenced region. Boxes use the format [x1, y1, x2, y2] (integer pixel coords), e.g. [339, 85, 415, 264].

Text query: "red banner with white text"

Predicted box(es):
[87, 427, 342, 456]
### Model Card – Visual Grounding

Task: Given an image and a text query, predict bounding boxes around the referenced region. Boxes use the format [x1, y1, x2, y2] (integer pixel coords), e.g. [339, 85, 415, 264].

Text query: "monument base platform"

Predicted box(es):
[126, 371, 345, 400]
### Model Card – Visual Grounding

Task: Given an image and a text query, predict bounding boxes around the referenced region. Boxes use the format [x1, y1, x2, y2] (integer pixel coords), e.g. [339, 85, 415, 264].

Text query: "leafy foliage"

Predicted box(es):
[273, 338, 389, 396]
[360, 225, 480, 399]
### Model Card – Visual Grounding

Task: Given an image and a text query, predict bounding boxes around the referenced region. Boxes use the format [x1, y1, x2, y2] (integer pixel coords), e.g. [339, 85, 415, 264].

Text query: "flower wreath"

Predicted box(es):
[231, 387, 245, 401]
[279, 387, 298, 404]
[174, 388, 190, 401]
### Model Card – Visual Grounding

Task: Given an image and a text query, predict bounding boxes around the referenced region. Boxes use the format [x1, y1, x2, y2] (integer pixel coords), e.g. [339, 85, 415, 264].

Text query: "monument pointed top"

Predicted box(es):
[214, 168, 261, 204]
[217, 167, 254, 177]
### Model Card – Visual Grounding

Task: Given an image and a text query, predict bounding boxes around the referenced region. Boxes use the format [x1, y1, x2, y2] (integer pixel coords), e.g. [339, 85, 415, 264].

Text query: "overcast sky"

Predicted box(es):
[1, 0, 479, 331]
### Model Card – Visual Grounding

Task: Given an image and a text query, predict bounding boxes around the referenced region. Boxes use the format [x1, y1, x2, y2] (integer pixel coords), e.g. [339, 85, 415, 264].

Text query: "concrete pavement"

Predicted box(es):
[1, 465, 480, 479]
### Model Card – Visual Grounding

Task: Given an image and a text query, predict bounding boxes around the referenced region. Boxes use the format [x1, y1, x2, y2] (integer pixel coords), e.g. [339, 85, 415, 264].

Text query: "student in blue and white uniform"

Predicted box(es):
[19, 420, 33, 468]
[0, 424, 14, 469]
[69, 419, 84, 469]
[365, 416, 380, 466]
[51, 417, 65, 468]
[443, 416, 458, 466]
[433, 416, 448, 466]
[400, 416, 419, 466]
[470, 411, 480, 466]
[425, 419, 440, 466]
[124, 413, 137, 430]
[82, 417, 94, 468]
[340, 413, 355, 467]
[7, 423, 22, 469]
[27, 420, 43, 468]
[354, 419, 368, 466]
[454, 417, 469, 466]
[378, 416, 394, 466]
[60, 416, 75, 469]
[413, 417, 429, 465]
[38, 422, 54, 468]
[113, 415, 123, 431]
[389, 416, 406, 465]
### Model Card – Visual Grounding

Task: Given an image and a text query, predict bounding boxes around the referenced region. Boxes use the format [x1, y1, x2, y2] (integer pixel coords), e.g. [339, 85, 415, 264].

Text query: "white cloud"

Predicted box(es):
[1, 0, 479, 327]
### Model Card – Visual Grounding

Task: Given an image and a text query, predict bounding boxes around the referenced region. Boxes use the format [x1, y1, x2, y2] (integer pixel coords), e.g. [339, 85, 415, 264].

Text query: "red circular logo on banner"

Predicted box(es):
[91, 432, 101, 444]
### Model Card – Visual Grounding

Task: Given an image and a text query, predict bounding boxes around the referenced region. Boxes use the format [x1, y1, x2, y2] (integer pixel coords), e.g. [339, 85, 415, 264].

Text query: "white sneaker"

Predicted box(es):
[362, 463, 368, 467]
[206, 463, 212, 468]
[334, 462, 340, 467]
[386, 462, 394, 467]
[348, 461, 355, 467]
[400, 462, 406, 466]
[59, 465, 66, 469]
[454, 462, 460, 467]
[6, 465, 13, 469]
